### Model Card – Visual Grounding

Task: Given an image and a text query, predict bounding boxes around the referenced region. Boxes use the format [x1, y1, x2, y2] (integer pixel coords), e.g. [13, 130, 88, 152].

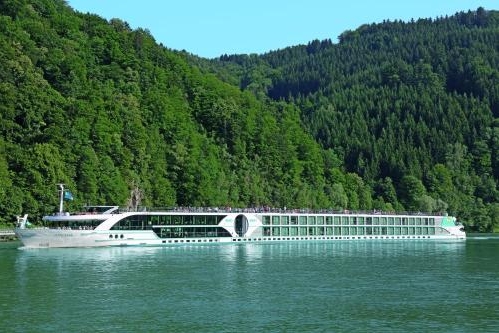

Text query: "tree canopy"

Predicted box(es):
[0, 1, 497, 231]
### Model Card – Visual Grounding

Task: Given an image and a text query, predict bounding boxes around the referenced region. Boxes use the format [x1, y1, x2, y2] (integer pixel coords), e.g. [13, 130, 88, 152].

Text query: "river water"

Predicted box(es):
[1, 237, 498, 332]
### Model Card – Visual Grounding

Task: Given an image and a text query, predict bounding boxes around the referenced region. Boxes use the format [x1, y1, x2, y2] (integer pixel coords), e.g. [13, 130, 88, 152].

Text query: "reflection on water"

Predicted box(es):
[1, 239, 498, 332]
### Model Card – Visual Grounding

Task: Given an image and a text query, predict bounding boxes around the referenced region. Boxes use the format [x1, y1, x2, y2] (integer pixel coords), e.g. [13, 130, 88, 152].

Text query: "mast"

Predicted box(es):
[57, 183, 65, 214]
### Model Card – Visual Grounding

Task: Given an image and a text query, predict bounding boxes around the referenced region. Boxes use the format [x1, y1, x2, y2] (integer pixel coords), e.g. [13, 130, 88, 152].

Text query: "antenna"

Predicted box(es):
[57, 183, 65, 214]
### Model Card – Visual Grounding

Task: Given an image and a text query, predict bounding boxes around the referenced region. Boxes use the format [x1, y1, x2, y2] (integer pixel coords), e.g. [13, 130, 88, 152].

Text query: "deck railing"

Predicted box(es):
[117, 206, 449, 216]
[0, 229, 15, 240]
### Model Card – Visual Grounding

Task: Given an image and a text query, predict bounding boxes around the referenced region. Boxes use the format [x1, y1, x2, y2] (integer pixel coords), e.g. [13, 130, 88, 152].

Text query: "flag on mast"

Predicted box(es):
[63, 190, 74, 201]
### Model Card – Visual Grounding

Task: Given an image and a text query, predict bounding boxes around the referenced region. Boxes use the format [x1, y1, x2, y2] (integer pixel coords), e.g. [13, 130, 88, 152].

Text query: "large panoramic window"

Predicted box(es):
[152, 226, 231, 238]
[111, 214, 226, 230]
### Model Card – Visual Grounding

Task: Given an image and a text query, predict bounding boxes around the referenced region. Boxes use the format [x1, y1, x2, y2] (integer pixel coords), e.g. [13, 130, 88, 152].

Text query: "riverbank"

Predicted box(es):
[467, 233, 499, 238]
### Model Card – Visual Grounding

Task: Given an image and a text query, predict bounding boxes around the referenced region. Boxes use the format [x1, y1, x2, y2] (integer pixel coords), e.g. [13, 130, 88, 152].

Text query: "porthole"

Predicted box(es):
[109, 235, 113, 239]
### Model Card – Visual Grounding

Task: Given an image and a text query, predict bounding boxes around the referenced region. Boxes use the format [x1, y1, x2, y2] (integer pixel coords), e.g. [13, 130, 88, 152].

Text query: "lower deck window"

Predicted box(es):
[152, 226, 231, 238]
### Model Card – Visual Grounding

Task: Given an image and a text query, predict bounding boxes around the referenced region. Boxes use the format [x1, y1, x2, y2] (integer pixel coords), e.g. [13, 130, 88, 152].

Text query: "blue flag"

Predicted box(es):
[63, 190, 74, 201]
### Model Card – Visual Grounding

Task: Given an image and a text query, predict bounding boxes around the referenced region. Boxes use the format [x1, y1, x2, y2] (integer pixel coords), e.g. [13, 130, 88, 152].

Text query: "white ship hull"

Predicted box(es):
[15, 226, 465, 249]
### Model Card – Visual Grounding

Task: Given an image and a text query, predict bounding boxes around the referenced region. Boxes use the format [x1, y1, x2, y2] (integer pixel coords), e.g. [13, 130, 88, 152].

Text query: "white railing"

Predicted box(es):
[0, 229, 15, 237]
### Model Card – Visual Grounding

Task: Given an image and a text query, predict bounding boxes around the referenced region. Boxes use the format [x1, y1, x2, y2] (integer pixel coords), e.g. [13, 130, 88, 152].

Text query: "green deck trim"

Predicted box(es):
[441, 216, 456, 227]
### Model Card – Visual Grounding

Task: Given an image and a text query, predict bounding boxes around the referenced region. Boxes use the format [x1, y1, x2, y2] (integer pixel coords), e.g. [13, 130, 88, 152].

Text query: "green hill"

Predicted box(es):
[207, 7, 499, 231]
[0, 1, 497, 231]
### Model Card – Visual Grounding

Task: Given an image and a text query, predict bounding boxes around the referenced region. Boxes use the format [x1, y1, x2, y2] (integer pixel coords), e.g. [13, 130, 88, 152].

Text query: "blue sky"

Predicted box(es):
[67, 1, 498, 58]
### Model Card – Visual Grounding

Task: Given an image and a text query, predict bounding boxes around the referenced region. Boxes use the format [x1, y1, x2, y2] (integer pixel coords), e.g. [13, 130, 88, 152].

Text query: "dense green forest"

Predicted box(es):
[0, 1, 497, 231]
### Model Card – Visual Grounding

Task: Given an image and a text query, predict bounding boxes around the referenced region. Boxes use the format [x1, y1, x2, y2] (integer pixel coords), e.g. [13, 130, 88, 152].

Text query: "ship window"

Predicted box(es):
[317, 216, 324, 225]
[281, 216, 289, 225]
[308, 216, 316, 225]
[263, 216, 271, 225]
[151, 226, 232, 238]
[272, 216, 280, 225]
[194, 216, 205, 225]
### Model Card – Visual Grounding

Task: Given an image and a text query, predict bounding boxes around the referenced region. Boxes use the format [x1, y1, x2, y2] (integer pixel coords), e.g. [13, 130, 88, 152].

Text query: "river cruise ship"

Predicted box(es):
[15, 188, 465, 248]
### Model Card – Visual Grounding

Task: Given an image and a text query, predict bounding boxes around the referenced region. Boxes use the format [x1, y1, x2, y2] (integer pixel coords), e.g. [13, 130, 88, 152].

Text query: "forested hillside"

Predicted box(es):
[209, 7, 499, 231]
[0, 1, 497, 231]
[0, 0, 337, 225]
